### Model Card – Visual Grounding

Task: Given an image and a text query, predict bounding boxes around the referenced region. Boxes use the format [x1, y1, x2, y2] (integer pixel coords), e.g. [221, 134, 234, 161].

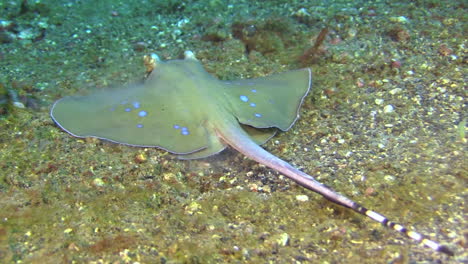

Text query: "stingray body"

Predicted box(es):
[50, 51, 453, 256]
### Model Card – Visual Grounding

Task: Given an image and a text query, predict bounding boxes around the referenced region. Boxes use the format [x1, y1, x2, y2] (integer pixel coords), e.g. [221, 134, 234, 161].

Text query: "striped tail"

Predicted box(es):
[347, 202, 454, 256]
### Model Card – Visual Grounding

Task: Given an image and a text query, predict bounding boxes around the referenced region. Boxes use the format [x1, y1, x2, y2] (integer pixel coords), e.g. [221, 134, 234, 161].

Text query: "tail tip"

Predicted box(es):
[438, 245, 454, 256]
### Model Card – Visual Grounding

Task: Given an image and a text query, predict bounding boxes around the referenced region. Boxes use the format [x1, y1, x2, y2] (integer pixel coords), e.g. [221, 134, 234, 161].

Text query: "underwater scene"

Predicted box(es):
[0, 0, 466, 263]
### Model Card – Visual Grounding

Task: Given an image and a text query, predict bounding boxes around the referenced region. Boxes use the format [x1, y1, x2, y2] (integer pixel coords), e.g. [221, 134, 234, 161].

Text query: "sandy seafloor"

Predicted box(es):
[0, 0, 466, 263]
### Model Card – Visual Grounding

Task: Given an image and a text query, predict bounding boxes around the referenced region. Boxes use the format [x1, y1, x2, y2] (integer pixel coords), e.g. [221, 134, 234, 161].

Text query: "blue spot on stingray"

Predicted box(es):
[255, 113, 262, 118]
[240, 95, 249, 102]
[181, 127, 190, 135]
[251, 89, 257, 93]
[133, 102, 141, 108]
[110, 107, 115, 111]
[136, 124, 143, 128]
[250, 102, 256, 107]
[173, 125, 190, 135]
[138, 110, 148, 117]
[125, 108, 132, 112]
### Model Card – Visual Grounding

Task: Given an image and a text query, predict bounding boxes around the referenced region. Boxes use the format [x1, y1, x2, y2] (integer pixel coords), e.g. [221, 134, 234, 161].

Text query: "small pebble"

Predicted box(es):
[365, 187, 375, 196]
[134, 153, 147, 163]
[93, 178, 105, 187]
[277, 233, 290, 246]
[389, 16, 409, 23]
[390, 60, 402, 68]
[133, 41, 148, 52]
[375, 98, 384, 105]
[0, 20, 14, 30]
[384, 175, 395, 182]
[13, 101, 25, 108]
[383, 104, 394, 113]
[296, 195, 309, 202]
[389, 88, 402, 95]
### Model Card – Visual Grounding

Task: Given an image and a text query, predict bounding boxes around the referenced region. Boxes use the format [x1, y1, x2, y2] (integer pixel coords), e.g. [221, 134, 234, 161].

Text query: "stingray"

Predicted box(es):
[50, 51, 453, 256]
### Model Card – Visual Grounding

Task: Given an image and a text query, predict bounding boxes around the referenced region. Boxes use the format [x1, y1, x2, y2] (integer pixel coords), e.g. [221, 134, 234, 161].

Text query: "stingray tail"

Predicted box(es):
[216, 123, 454, 256]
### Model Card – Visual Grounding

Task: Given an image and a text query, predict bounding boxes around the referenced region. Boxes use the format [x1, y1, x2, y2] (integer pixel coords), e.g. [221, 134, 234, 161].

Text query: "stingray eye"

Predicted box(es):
[183, 50, 197, 60]
[143, 53, 160, 74]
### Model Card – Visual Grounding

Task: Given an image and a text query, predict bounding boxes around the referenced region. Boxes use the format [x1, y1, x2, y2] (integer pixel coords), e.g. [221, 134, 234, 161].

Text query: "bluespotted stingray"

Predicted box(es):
[51, 51, 453, 256]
